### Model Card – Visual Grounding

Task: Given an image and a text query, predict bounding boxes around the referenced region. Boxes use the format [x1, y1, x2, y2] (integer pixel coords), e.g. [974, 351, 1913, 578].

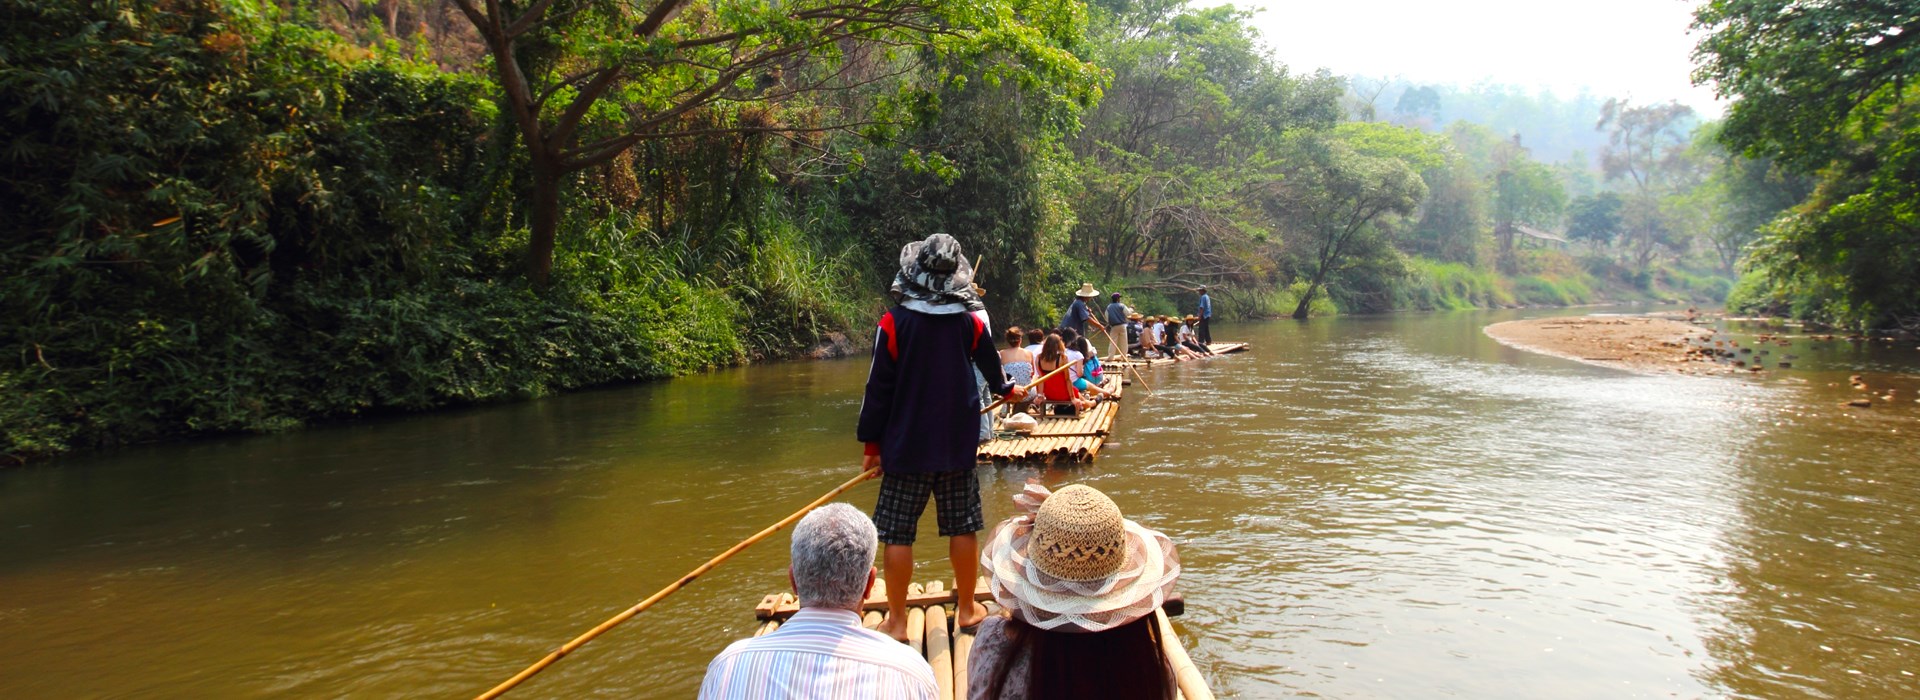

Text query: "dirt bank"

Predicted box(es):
[1484, 316, 1736, 375]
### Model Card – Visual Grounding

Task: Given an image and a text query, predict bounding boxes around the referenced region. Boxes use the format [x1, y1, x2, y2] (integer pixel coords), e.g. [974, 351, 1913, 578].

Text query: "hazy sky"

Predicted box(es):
[1239, 0, 1723, 114]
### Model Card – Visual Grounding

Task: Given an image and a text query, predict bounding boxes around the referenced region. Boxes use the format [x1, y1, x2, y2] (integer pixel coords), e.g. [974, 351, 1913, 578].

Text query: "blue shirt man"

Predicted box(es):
[1064, 284, 1099, 336]
[1196, 287, 1214, 345]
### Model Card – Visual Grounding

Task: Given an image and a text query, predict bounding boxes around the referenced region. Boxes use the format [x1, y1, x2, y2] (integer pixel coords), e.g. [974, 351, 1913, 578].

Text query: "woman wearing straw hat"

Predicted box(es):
[970, 483, 1181, 699]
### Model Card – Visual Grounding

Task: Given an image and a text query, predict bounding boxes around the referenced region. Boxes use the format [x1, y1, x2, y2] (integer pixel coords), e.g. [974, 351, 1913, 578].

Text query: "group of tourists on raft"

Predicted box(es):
[995, 277, 1220, 418]
[698, 234, 1195, 700]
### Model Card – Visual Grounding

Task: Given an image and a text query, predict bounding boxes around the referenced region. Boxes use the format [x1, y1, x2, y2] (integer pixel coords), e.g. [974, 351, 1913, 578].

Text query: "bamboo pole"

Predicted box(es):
[906, 582, 928, 656]
[981, 359, 1075, 414]
[925, 580, 954, 700]
[476, 467, 880, 700]
[484, 304, 1077, 697]
[1155, 608, 1213, 700]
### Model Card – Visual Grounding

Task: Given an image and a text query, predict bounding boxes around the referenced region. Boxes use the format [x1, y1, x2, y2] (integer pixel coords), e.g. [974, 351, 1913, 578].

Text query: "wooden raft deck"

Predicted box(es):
[976, 373, 1126, 464]
[751, 579, 1213, 700]
[1107, 341, 1249, 367]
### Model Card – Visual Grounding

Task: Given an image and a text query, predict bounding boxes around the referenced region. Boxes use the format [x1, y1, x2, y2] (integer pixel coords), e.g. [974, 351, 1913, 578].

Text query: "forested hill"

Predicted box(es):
[3, 0, 1912, 461]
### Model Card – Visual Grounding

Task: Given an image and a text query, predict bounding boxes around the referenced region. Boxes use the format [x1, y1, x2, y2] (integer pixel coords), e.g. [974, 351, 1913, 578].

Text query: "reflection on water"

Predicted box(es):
[1, 309, 1916, 698]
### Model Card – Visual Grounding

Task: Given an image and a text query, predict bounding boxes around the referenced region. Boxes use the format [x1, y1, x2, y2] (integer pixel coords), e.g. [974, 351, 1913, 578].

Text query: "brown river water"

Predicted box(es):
[2, 309, 1917, 698]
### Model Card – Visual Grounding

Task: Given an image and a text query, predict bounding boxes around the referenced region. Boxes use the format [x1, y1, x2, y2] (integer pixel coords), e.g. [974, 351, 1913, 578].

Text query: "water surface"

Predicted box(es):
[2, 309, 1916, 698]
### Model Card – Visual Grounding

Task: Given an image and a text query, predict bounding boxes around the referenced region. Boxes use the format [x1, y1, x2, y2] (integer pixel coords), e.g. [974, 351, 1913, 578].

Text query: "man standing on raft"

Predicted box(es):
[1196, 286, 1214, 345]
[858, 233, 1023, 640]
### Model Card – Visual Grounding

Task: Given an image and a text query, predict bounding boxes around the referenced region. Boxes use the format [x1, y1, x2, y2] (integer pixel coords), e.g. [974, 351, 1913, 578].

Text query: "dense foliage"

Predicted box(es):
[21, 0, 1899, 462]
[1694, 0, 1920, 327]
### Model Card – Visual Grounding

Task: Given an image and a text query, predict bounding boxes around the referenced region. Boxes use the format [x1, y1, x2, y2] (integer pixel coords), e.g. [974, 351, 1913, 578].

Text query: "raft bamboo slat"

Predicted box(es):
[757, 577, 993, 621]
[924, 580, 954, 700]
[743, 581, 1206, 698]
[906, 582, 927, 656]
[976, 377, 1122, 463]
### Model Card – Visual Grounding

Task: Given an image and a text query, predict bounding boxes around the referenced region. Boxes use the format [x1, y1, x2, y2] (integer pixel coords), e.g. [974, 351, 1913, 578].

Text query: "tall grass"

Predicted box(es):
[1398, 258, 1513, 310]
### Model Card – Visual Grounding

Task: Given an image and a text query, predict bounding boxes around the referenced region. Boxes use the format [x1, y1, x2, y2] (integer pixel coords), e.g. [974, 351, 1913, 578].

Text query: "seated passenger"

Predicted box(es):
[700, 504, 937, 700]
[1125, 313, 1146, 357]
[1022, 327, 1046, 359]
[1034, 334, 1092, 415]
[1178, 316, 1214, 356]
[1069, 336, 1115, 400]
[970, 483, 1180, 700]
[999, 327, 1038, 409]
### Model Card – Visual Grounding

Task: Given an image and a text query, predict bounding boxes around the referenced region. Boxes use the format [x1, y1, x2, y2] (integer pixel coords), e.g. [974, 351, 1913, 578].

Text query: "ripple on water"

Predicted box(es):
[2, 313, 1917, 698]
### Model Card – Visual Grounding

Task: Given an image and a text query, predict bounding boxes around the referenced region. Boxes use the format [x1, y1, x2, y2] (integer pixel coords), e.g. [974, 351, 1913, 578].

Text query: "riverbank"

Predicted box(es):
[1484, 315, 1727, 375]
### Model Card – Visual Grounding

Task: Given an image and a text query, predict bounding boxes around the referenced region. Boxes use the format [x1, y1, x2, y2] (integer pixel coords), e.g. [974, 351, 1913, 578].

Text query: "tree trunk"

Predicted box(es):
[1291, 284, 1317, 319]
[1293, 264, 1330, 319]
[528, 164, 560, 287]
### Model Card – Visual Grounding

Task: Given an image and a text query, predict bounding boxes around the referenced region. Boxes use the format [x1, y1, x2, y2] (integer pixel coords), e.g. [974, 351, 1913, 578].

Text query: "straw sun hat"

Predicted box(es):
[980, 483, 1180, 632]
[1074, 283, 1100, 298]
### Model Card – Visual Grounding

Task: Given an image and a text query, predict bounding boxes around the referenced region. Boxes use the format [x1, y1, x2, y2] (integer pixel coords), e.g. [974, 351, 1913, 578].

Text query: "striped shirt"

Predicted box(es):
[699, 608, 938, 700]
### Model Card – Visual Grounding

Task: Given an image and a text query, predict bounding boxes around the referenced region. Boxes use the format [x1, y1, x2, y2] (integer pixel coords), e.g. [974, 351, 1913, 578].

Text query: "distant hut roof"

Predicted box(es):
[1515, 224, 1568, 243]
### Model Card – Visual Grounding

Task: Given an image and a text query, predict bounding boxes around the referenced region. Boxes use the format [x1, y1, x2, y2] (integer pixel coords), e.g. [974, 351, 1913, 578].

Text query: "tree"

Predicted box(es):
[1692, 0, 1920, 171]
[1693, 0, 1920, 325]
[1598, 99, 1696, 273]
[1063, 0, 1342, 294]
[1269, 124, 1430, 319]
[1392, 85, 1440, 126]
[1565, 192, 1625, 250]
[1489, 139, 1567, 269]
[449, 0, 1097, 285]
[1402, 154, 1487, 264]
[1680, 123, 1814, 272]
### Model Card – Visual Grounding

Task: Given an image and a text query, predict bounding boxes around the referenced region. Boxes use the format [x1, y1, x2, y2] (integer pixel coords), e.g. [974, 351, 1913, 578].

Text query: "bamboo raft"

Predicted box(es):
[752, 579, 1213, 700]
[976, 373, 1125, 464]
[1107, 341, 1249, 367]
[976, 342, 1248, 462]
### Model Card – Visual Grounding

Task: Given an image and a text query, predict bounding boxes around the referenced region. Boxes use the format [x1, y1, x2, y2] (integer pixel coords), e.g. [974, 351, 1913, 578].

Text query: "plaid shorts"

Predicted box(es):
[872, 469, 984, 545]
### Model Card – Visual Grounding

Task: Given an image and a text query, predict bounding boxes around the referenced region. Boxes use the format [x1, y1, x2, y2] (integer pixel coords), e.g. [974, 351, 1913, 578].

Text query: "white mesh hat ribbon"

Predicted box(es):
[980, 482, 1181, 632]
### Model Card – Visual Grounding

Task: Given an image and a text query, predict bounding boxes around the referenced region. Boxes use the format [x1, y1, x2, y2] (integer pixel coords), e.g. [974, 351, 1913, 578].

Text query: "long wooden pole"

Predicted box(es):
[981, 359, 1074, 414]
[1156, 608, 1215, 700]
[476, 467, 879, 699]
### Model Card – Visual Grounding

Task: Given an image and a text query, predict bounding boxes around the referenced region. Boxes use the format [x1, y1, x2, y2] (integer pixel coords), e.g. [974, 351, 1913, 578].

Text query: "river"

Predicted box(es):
[2, 309, 1916, 698]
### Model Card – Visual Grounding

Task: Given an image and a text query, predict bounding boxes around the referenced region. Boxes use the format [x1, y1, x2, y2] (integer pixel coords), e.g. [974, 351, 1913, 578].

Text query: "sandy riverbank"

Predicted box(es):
[1484, 315, 1734, 375]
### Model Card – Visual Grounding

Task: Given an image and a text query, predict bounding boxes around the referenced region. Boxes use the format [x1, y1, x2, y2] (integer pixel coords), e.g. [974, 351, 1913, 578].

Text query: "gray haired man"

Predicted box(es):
[699, 504, 937, 700]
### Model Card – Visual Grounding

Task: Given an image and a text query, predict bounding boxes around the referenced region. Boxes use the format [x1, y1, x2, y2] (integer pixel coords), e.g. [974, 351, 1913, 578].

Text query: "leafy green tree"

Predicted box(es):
[1677, 123, 1814, 271]
[449, 0, 1098, 285]
[1402, 154, 1488, 265]
[1598, 99, 1696, 273]
[1269, 124, 1431, 319]
[1490, 144, 1567, 269]
[1565, 192, 1625, 249]
[1692, 0, 1920, 171]
[1693, 0, 1920, 325]
[1063, 0, 1341, 296]
[1393, 85, 1441, 126]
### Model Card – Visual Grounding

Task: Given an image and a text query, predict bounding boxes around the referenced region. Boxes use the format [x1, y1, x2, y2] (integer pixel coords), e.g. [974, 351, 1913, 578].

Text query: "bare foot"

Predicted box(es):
[877, 614, 911, 642]
[954, 599, 991, 629]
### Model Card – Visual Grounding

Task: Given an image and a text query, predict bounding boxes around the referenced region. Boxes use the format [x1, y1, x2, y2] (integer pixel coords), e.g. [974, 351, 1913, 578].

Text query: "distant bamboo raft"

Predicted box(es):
[750, 579, 1211, 700]
[1107, 341, 1249, 367]
[978, 342, 1248, 463]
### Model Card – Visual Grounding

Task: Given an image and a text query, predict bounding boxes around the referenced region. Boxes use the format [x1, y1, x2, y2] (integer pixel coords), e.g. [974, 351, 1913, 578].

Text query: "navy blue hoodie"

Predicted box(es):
[857, 306, 1012, 474]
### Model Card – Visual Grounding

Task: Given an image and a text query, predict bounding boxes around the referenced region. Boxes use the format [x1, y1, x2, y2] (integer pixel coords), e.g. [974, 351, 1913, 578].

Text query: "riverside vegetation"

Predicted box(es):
[3, 0, 1913, 461]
